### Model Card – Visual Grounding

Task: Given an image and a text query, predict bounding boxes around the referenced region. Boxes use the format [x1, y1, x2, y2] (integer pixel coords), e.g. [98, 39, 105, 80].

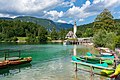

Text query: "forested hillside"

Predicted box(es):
[0, 16, 73, 30]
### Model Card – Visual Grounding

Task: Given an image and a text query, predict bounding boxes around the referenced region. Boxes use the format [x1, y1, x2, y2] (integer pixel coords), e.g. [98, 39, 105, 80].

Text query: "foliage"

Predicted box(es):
[37, 27, 48, 42]
[93, 9, 115, 32]
[0, 20, 48, 43]
[50, 28, 58, 40]
[58, 28, 67, 40]
[105, 32, 117, 49]
[12, 37, 18, 42]
[93, 29, 107, 47]
[92, 9, 120, 49]
[93, 29, 117, 49]
[77, 23, 94, 37]
[82, 28, 94, 37]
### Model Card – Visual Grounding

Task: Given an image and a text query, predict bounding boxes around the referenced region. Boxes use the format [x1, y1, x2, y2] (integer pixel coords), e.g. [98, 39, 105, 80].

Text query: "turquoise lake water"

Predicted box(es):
[0, 43, 111, 80]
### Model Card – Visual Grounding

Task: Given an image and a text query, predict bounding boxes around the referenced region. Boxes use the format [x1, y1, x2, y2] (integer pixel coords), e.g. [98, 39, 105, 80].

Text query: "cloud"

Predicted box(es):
[71, 0, 76, 3]
[64, 0, 120, 23]
[0, 0, 120, 24]
[79, 19, 84, 22]
[65, 0, 91, 19]
[93, 0, 103, 4]
[57, 20, 66, 23]
[113, 11, 120, 14]
[60, 1, 74, 7]
[44, 10, 64, 20]
[0, 13, 17, 18]
[0, 0, 63, 16]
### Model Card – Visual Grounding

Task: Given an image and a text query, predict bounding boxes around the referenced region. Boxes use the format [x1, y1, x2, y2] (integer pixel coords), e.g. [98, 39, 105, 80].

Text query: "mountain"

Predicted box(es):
[77, 19, 120, 28]
[55, 22, 73, 29]
[115, 19, 120, 23]
[0, 16, 73, 29]
[0, 17, 12, 20]
[14, 16, 56, 29]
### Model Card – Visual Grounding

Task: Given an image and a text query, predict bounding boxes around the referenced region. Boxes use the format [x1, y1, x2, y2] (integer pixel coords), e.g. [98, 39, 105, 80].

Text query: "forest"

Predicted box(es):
[0, 20, 68, 43]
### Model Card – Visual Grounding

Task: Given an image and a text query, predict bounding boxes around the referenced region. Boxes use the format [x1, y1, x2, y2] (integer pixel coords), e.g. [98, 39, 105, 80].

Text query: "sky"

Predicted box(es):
[0, 0, 120, 25]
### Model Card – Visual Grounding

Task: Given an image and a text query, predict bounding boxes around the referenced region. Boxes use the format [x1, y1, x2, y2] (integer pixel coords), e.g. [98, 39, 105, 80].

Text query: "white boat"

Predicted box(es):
[63, 40, 70, 45]
[115, 48, 120, 53]
[101, 52, 112, 56]
[96, 47, 112, 56]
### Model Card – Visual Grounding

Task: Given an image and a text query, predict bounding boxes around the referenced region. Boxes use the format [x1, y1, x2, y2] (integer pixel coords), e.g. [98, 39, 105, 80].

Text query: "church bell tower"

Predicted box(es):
[73, 21, 77, 36]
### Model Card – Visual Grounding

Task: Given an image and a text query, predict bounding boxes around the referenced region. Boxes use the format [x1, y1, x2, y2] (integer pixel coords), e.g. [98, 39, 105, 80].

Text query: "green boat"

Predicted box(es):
[82, 52, 115, 65]
[72, 56, 108, 68]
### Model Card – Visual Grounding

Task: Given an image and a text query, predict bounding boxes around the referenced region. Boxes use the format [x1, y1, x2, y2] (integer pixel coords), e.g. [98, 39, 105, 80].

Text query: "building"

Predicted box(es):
[65, 21, 77, 39]
[73, 21, 77, 36]
[64, 21, 93, 45]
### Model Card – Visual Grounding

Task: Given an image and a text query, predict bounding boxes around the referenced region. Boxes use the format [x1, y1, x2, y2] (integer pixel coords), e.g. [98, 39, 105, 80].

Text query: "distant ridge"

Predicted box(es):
[0, 17, 12, 20]
[0, 16, 73, 30]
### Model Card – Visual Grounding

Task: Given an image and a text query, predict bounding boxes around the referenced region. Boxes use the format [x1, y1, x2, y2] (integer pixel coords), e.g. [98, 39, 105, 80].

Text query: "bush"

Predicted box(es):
[12, 37, 18, 42]
[93, 29, 117, 50]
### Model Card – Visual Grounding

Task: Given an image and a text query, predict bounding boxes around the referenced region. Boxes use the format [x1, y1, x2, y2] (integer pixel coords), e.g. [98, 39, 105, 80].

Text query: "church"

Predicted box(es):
[65, 21, 77, 39]
[64, 21, 92, 45]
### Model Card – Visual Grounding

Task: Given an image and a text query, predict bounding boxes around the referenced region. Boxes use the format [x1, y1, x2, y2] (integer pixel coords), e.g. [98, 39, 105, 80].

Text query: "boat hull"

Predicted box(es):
[8, 57, 32, 65]
[0, 61, 8, 69]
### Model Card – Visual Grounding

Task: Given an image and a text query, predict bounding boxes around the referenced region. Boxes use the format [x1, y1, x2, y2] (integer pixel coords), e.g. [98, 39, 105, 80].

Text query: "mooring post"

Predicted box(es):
[100, 58, 102, 64]
[19, 50, 21, 58]
[75, 63, 77, 71]
[4, 52, 6, 60]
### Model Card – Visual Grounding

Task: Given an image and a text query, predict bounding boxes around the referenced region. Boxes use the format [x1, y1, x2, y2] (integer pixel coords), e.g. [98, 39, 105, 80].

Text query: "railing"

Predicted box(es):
[0, 49, 21, 60]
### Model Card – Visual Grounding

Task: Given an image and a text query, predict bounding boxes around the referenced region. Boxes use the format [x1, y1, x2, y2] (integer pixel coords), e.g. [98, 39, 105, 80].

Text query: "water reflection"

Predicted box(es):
[73, 71, 112, 80]
[0, 63, 31, 77]
[73, 45, 77, 56]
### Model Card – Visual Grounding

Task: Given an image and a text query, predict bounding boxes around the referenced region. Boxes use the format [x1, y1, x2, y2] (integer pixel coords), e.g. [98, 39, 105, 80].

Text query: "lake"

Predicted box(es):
[0, 43, 111, 80]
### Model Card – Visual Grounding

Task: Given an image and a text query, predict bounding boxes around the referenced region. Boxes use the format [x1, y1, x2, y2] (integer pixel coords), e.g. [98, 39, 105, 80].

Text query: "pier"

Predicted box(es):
[63, 37, 93, 45]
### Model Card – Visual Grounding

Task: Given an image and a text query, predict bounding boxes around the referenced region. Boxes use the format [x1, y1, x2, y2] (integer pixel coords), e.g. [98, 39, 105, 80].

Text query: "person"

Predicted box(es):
[110, 64, 120, 79]
[115, 74, 120, 80]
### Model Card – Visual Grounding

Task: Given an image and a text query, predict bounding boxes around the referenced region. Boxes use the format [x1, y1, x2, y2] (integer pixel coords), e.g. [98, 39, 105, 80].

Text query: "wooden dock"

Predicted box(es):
[64, 37, 93, 45]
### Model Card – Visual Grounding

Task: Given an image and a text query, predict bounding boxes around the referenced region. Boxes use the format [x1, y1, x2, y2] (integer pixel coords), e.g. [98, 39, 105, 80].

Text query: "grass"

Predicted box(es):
[17, 37, 28, 42]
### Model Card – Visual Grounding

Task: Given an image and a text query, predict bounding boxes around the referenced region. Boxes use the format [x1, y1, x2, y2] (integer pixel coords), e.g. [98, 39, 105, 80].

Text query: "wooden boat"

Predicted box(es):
[0, 61, 8, 68]
[8, 57, 32, 65]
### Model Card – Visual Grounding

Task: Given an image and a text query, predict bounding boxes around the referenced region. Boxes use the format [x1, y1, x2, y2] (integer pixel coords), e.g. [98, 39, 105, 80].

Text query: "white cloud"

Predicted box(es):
[65, 0, 91, 19]
[65, 0, 120, 23]
[79, 19, 84, 22]
[60, 1, 74, 7]
[0, 0, 120, 24]
[0, 0, 63, 16]
[68, 20, 74, 24]
[113, 11, 120, 14]
[71, 0, 76, 3]
[104, 0, 120, 8]
[0, 13, 17, 18]
[93, 0, 103, 4]
[0, 13, 10, 17]
[44, 10, 64, 20]
[57, 20, 66, 23]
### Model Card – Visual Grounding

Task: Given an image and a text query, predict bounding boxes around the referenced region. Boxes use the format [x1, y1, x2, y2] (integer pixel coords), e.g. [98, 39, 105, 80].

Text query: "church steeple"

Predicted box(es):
[73, 21, 77, 36]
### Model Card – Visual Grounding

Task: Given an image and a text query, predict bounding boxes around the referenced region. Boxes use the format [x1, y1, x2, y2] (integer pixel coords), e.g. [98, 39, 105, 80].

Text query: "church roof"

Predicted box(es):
[66, 31, 77, 38]
[66, 31, 74, 37]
